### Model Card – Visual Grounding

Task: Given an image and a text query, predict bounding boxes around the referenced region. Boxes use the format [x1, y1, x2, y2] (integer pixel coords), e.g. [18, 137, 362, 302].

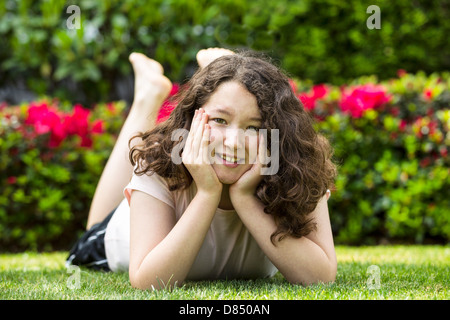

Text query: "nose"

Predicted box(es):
[223, 128, 245, 153]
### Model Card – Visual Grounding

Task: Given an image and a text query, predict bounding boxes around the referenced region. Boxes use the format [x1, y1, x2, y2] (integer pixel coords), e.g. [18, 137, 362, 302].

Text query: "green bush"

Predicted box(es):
[1, 0, 448, 105]
[0, 99, 127, 251]
[297, 71, 449, 244]
[1, 71, 448, 251]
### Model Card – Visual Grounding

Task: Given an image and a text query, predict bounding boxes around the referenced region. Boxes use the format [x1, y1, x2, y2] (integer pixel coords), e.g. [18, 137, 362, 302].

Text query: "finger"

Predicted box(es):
[188, 110, 198, 142]
[201, 124, 212, 164]
[183, 109, 201, 163]
[193, 111, 208, 160]
[184, 109, 198, 150]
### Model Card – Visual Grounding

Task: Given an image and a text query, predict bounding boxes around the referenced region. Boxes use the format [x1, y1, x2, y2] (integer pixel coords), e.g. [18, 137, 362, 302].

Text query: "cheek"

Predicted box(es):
[246, 135, 259, 162]
[208, 128, 225, 152]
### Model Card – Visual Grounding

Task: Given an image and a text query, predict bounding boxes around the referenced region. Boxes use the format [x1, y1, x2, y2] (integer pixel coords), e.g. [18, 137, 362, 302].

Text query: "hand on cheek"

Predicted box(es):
[230, 133, 267, 198]
[182, 108, 222, 195]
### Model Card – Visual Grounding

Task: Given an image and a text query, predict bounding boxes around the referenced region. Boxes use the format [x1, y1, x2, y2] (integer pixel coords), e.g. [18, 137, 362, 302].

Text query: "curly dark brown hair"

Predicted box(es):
[130, 51, 337, 244]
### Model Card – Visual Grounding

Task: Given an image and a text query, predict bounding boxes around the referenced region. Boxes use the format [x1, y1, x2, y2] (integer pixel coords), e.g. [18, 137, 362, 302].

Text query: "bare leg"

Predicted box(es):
[86, 48, 234, 229]
[86, 53, 172, 229]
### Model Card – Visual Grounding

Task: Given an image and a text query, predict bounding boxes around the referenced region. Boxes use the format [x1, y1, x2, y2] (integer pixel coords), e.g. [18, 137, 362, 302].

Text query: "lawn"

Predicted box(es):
[0, 245, 448, 300]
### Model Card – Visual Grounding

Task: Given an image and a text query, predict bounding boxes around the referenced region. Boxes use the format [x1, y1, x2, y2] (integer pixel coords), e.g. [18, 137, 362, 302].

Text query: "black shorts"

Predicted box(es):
[66, 208, 116, 271]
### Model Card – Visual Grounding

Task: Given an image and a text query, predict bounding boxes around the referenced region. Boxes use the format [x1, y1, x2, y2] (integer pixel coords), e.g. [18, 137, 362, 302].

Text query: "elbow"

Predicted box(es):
[129, 272, 147, 290]
[129, 273, 149, 291]
[325, 259, 337, 284]
[310, 253, 338, 285]
[287, 260, 337, 287]
[314, 259, 337, 285]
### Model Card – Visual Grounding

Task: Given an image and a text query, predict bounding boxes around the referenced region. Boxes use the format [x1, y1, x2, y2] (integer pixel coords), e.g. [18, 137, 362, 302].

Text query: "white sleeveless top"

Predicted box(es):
[104, 171, 278, 280]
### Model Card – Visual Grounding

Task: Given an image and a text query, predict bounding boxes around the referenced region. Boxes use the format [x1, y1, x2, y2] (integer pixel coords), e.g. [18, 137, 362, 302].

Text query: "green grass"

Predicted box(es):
[0, 245, 448, 300]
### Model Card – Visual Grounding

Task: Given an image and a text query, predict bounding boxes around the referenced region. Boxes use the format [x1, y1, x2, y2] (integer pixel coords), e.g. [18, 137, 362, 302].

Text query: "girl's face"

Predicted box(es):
[201, 81, 262, 185]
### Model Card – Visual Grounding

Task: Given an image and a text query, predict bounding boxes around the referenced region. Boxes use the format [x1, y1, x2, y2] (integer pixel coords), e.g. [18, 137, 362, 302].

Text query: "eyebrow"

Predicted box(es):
[213, 107, 263, 122]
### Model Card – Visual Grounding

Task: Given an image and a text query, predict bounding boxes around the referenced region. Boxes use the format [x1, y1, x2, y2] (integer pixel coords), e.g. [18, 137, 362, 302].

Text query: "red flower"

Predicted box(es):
[312, 84, 328, 99]
[397, 69, 407, 78]
[0, 102, 7, 111]
[26, 102, 58, 134]
[169, 83, 180, 96]
[298, 94, 315, 110]
[157, 83, 180, 123]
[24, 101, 103, 148]
[64, 104, 90, 137]
[339, 84, 391, 118]
[399, 120, 407, 132]
[7, 176, 17, 185]
[390, 106, 400, 117]
[288, 79, 298, 93]
[80, 135, 93, 148]
[420, 157, 431, 168]
[91, 120, 104, 134]
[106, 102, 117, 115]
[298, 84, 329, 111]
[423, 88, 433, 101]
[25, 102, 68, 148]
[49, 121, 67, 148]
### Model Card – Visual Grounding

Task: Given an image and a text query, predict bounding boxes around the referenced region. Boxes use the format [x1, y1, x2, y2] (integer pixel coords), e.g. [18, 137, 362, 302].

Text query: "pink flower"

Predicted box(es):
[399, 120, 407, 132]
[26, 102, 58, 134]
[49, 121, 67, 148]
[64, 104, 90, 136]
[25, 101, 104, 148]
[423, 88, 433, 101]
[298, 84, 329, 111]
[312, 84, 328, 99]
[25, 102, 68, 147]
[157, 83, 180, 123]
[288, 79, 298, 93]
[106, 102, 117, 114]
[91, 120, 104, 134]
[23, 100, 109, 149]
[80, 135, 93, 148]
[169, 83, 180, 97]
[298, 94, 315, 110]
[339, 84, 391, 118]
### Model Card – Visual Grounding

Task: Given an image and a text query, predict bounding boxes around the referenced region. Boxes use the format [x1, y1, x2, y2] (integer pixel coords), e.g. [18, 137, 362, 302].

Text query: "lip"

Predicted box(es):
[215, 154, 241, 168]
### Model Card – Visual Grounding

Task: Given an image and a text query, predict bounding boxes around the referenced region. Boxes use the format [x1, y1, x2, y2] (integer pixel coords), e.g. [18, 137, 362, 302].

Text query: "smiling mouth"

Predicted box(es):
[222, 154, 242, 163]
[216, 153, 244, 165]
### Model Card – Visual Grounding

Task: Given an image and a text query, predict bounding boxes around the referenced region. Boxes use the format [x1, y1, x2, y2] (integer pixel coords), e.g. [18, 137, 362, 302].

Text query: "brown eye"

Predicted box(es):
[212, 118, 226, 124]
[247, 126, 260, 131]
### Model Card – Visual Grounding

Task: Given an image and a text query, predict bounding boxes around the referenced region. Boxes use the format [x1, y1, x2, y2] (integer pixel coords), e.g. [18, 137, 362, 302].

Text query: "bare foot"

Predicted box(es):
[196, 48, 234, 69]
[129, 52, 173, 107]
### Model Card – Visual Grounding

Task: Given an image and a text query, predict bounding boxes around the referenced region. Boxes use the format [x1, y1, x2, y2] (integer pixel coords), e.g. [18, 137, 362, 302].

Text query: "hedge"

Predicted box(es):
[0, 100, 127, 251]
[1, 0, 449, 106]
[1, 70, 448, 251]
[303, 72, 450, 244]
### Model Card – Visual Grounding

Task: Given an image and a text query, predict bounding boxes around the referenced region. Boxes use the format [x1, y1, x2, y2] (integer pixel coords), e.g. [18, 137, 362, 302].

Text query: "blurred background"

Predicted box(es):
[0, 0, 449, 252]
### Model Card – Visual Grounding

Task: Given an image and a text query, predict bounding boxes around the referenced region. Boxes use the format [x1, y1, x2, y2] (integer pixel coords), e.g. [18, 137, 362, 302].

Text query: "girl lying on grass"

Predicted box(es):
[67, 48, 338, 290]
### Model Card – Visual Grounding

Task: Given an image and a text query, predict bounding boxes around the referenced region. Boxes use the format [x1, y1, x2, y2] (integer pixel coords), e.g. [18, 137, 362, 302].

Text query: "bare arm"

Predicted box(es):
[231, 193, 337, 286]
[129, 108, 222, 290]
[129, 189, 220, 290]
[229, 132, 336, 285]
